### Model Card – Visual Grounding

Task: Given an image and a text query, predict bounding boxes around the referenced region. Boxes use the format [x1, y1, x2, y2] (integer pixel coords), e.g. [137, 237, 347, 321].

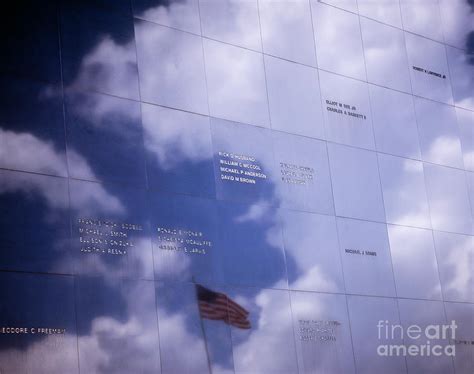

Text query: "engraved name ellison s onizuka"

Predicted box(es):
[78, 218, 142, 255]
[218, 151, 267, 185]
[157, 227, 212, 255]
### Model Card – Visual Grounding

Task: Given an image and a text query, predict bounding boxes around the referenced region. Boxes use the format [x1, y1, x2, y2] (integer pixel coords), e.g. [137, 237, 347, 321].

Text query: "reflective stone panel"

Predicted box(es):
[228, 287, 298, 374]
[347, 295, 407, 374]
[69, 179, 154, 280]
[149, 193, 219, 284]
[414, 97, 464, 169]
[444, 302, 474, 374]
[311, 2, 366, 80]
[328, 144, 385, 222]
[0, 75, 67, 177]
[76, 277, 160, 373]
[265, 56, 324, 139]
[291, 291, 356, 374]
[259, 0, 317, 66]
[0, 1, 60, 83]
[378, 154, 431, 229]
[0, 273, 78, 374]
[397, 299, 455, 374]
[60, 3, 140, 100]
[370, 85, 421, 159]
[456, 107, 474, 171]
[204, 39, 270, 127]
[65, 91, 146, 186]
[360, 18, 411, 93]
[320, 0, 357, 13]
[199, 0, 262, 51]
[135, 19, 209, 114]
[405, 32, 454, 105]
[358, 0, 403, 27]
[424, 163, 473, 235]
[388, 225, 442, 300]
[211, 119, 276, 204]
[156, 282, 234, 373]
[272, 132, 334, 214]
[400, 0, 444, 42]
[439, 0, 474, 50]
[142, 103, 216, 197]
[320, 71, 375, 150]
[280, 210, 344, 293]
[337, 218, 396, 297]
[133, 0, 201, 34]
[216, 200, 288, 288]
[0, 170, 70, 274]
[433, 231, 474, 303]
[446, 45, 474, 111]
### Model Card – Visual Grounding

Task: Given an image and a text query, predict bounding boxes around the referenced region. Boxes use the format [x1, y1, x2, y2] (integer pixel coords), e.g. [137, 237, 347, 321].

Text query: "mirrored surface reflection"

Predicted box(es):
[149, 193, 219, 284]
[319, 71, 375, 150]
[414, 97, 464, 169]
[0, 75, 67, 176]
[290, 291, 356, 374]
[347, 295, 408, 374]
[360, 18, 411, 93]
[378, 154, 431, 229]
[444, 302, 474, 374]
[319, 0, 357, 14]
[357, 0, 402, 27]
[0, 0, 60, 83]
[455, 107, 474, 171]
[132, 0, 201, 34]
[311, 2, 366, 81]
[216, 200, 288, 288]
[259, 0, 316, 66]
[405, 32, 454, 105]
[272, 132, 334, 214]
[336, 218, 396, 297]
[328, 144, 385, 222]
[142, 103, 216, 198]
[265, 56, 325, 139]
[228, 287, 298, 374]
[446, 45, 474, 112]
[439, 0, 474, 50]
[433, 231, 474, 303]
[369, 85, 421, 160]
[0, 273, 78, 374]
[156, 282, 234, 374]
[399, 0, 444, 42]
[60, 2, 140, 100]
[280, 210, 344, 293]
[211, 118, 277, 204]
[76, 277, 160, 373]
[65, 91, 146, 185]
[424, 163, 473, 235]
[0, 170, 70, 274]
[387, 225, 442, 300]
[199, 0, 262, 51]
[468, 172, 474, 218]
[134, 19, 209, 114]
[69, 179, 154, 280]
[204, 39, 270, 128]
[397, 299, 455, 374]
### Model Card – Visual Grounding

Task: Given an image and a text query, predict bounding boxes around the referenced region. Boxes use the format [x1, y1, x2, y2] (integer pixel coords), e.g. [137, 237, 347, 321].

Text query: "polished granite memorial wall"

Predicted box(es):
[0, 0, 473, 373]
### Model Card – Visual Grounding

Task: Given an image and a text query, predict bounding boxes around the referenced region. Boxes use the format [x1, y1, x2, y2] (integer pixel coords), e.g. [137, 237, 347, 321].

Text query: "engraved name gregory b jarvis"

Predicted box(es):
[376, 320, 457, 357]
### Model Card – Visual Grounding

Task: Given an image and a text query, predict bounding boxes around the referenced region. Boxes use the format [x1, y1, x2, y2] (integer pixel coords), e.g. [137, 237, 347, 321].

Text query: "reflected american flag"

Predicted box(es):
[196, 284, 251, 329]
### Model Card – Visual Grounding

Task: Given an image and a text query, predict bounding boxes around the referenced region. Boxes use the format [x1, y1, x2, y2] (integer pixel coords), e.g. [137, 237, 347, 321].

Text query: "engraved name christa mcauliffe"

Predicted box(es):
[218, 151, 267, 185]
[156, 227, 212, 255]
[77, 218, 142, 256]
